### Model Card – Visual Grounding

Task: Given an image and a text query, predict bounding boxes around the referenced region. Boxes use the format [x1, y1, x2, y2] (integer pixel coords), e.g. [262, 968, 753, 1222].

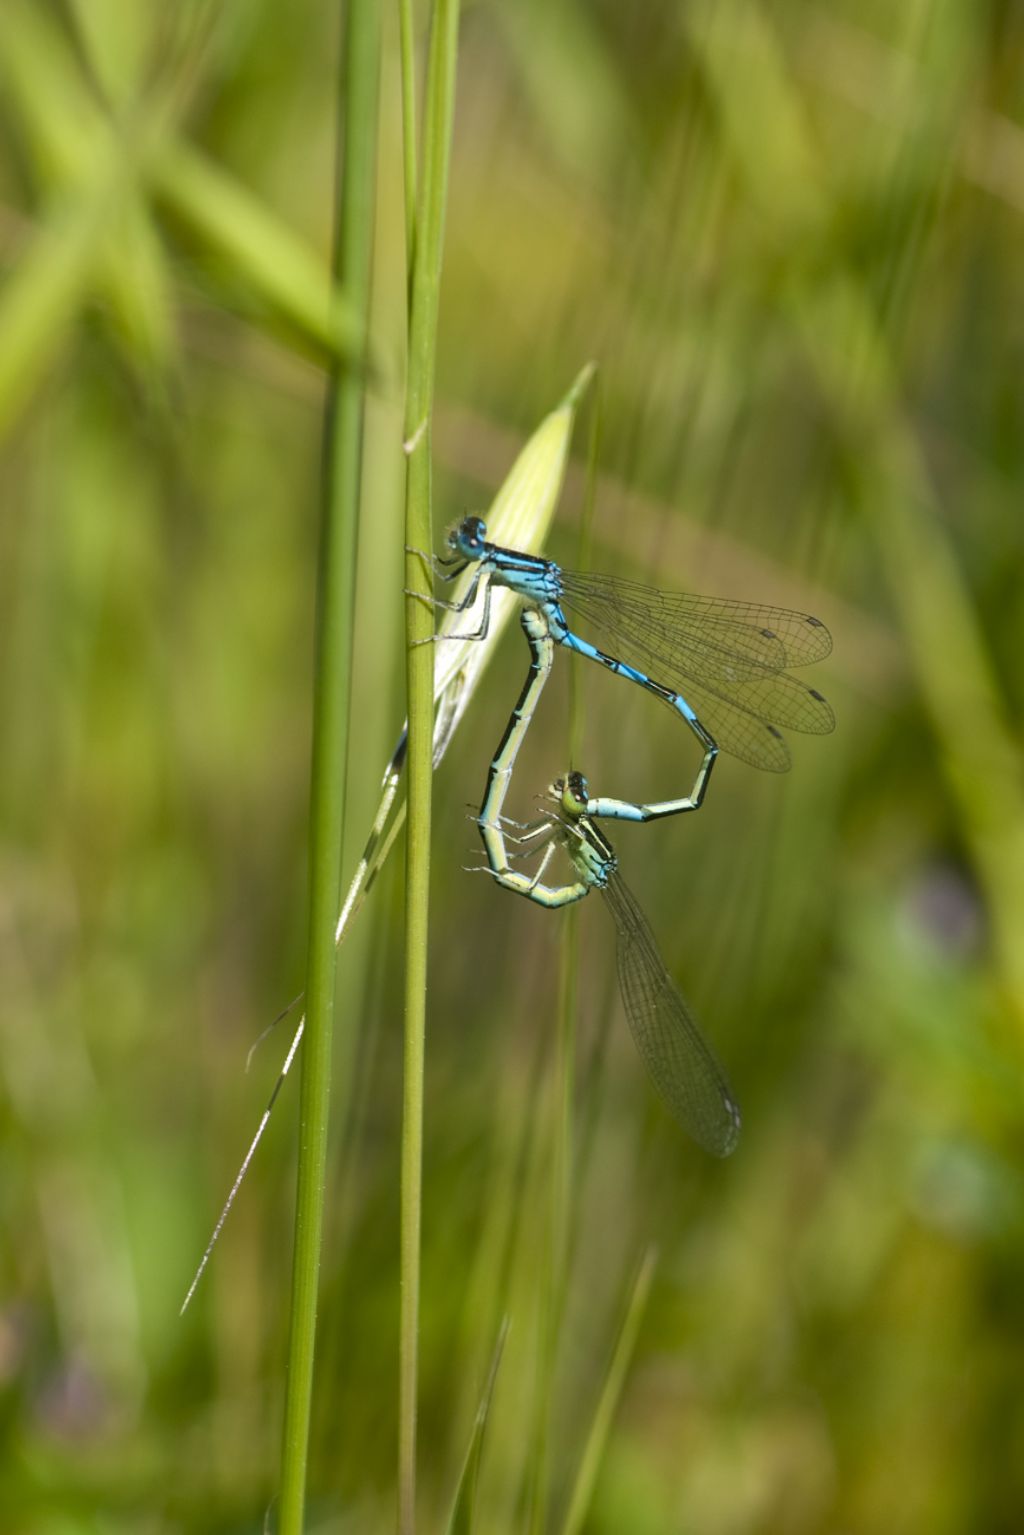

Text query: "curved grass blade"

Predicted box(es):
[445, 1318, 510, 1535]
[560, 1247, 658, 1535]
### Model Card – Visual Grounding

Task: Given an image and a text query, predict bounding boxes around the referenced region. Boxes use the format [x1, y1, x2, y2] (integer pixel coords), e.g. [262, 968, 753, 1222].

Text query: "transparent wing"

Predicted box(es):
[561, 570, 832, 671]
[674, 671, 834, 771]
[602, 870, 740, 1157]
[560, 570, 834, 771]
[659, 684, 793, 772]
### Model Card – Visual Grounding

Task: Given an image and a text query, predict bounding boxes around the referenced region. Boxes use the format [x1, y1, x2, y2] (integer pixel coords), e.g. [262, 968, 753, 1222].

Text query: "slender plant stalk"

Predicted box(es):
[277, 4, 381, 1531]
[398, 0, 418, 282]
[565, 385, 609, 1253]
[525, 928, 577, 1535]
[445, 1317, 510, 1535]
[527, 380, 602, 1535]
[560, 1248, 658, 1535]
[400, 4, 461, 1533]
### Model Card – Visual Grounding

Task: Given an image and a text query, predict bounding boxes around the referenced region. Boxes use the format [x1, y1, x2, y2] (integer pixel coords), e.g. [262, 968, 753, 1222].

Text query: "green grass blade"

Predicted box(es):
[525, 918, 577, 1535]
[559, 1247, 658, 1535]
[526, 370, 600, 1535]
[276, 2, 381, 1531]
[400, 2, 462, 1530]
[153, 141, 381, 374]
[398, 0, 419, 282]
[65, 0, 152, 105]
[445, 1318, 510, 1535]
[0, 181, 119, 439]
[0, 0, 177, 377]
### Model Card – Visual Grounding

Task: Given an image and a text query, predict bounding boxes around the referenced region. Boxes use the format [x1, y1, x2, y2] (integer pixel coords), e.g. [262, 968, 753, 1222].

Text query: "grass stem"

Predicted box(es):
[277, 3, 381, 1530]
[400, 4, 461, 1532]
[398, 0, 418, 284]
[560, 1248, 658, 1535]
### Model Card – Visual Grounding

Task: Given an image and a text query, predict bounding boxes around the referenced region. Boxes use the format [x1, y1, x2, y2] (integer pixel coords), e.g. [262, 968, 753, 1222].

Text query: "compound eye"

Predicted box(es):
[561, 770, 589, 815]
[468, 513, 489, 543]
[568, 770, 589, 803]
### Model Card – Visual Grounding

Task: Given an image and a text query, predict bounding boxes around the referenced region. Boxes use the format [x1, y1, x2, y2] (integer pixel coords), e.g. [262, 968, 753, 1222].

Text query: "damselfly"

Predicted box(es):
[483, 769, 741, 1157]
[475, 605, 739, 1155]
[416, 515, 834, 822]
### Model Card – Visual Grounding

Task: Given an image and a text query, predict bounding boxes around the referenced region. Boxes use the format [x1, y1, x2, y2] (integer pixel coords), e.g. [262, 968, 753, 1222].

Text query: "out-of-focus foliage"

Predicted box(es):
[1, 2, 1022, 1532]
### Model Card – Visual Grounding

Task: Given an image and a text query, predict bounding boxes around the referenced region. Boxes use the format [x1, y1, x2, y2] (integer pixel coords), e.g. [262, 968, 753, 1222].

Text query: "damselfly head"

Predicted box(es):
[448, 514, 487, 557]
[549, 770, 588, 819]
[566, 770, 589, 805]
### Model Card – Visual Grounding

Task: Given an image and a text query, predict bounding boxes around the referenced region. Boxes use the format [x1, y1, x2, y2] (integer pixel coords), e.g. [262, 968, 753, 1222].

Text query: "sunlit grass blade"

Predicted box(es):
[430, 361, 595, 740]
[64, 0, 151, 106]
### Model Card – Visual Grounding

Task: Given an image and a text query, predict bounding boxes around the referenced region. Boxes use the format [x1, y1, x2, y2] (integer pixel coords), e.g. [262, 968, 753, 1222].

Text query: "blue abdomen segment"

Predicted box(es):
[555, 620, 698, 722]
[547, 608, 716, 821]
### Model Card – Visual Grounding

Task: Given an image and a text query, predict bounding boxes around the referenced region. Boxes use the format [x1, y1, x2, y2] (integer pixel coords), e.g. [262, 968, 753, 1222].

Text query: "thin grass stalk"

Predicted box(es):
[569, 377, 602, 759]
[277, 4, 381, 1531]
[527, 381, 603, 1535]
[564, 380, 605, 1239]
[525, 748, 581, 1530]
[445, 1318, 510, 1535]
[400, 3, 461, 1532]
[524, 931, 576, 1535]
[398, 0, 418, 283]
[559, 1247, 658, 1535]
[552, 381, 602, 1292]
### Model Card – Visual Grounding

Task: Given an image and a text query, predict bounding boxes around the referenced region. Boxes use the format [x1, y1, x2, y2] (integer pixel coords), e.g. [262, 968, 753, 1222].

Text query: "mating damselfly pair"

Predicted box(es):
[420, 515, 834, 1156]
[182, 507, 832, 1305]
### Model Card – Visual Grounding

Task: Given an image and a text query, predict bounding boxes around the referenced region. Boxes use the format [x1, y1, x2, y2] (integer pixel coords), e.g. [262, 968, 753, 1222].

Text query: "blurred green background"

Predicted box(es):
[2, 1, 1023, 1531]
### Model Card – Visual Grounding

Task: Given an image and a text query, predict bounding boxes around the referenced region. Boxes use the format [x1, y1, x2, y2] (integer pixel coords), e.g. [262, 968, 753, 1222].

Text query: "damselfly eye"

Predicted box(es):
[451, 515, 486, 557]
[565, 770, 589, 806]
